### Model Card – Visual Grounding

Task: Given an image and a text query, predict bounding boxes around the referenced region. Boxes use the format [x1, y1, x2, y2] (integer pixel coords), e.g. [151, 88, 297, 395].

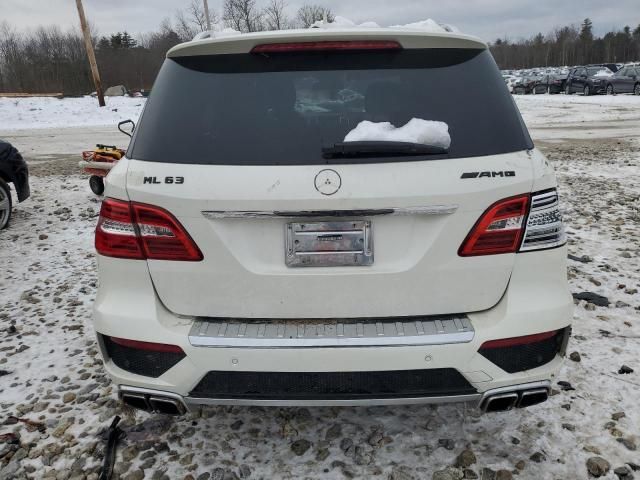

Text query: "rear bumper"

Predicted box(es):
[120, 380, 552, 412]
[93, 246, 572, 407]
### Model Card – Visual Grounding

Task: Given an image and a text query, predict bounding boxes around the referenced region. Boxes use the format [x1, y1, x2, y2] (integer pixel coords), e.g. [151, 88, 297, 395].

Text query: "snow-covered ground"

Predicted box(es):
[0, 96, 145, 131]
[514, 94, 640, 126]
[2, 93, 640, 132]
[0, 95, 639, 480]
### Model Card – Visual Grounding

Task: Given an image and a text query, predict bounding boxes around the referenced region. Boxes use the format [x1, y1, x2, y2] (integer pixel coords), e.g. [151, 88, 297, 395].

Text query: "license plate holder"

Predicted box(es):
[285, 221, 373, 267]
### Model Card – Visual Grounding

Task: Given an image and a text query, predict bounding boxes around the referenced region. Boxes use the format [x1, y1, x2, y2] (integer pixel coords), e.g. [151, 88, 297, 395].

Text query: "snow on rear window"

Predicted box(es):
[344, 118, 451, 149]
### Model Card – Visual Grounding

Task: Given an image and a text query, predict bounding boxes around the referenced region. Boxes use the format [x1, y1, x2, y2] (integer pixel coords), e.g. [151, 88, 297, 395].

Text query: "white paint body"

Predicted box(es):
[93, 27, 572, 407]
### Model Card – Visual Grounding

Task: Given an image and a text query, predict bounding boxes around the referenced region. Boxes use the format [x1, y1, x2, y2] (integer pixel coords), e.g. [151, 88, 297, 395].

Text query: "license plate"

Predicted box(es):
[285, 221, 373, 267]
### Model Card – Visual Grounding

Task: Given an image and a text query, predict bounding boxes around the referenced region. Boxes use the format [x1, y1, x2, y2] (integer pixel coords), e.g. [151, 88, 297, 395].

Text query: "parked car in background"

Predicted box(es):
[502, 74, 517, 92]
[512, 76, 539, 94]
[589, 63, 619, 73]
[538, 73, 567, 94]
[529, 75, 547, 94]
[0, 140, 30, 230]
[565, 66, 612, 95]
[606, 65, 640, 95]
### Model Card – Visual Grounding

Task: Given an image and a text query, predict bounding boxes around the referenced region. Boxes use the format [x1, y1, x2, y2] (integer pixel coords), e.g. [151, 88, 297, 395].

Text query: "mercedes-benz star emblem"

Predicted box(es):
[314, 169, 342, 196]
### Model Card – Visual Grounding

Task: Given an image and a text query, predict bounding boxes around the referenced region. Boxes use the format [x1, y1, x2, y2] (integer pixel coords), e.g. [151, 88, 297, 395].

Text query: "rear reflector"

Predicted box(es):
[103, 335, 186, 377]
[251, 40, 402, 53]
[480, 330, 558, 349]
[459, 194, 529, 256]
[95, 198, 203, 261]
[109, 336, 184, 354]
[479, 329, 567, 373]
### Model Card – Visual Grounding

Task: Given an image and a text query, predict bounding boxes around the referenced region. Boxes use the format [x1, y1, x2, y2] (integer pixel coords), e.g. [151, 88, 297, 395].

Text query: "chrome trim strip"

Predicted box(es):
[188, 316, 474, 348]
[202, 205, 458, 219]
[184, 393, 482, 407]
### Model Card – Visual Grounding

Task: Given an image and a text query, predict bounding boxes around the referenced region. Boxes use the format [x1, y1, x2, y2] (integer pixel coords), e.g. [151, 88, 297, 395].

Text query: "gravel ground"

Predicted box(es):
[1, 102, 639, 480]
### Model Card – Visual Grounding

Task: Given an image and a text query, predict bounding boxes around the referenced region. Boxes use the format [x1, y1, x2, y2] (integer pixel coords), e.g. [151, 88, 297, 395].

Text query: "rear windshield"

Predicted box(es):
[130, 48, 533, 165]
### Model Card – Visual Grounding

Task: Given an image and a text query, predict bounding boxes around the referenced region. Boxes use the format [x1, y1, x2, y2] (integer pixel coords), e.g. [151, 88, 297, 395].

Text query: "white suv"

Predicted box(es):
[93, 26, 572, 415]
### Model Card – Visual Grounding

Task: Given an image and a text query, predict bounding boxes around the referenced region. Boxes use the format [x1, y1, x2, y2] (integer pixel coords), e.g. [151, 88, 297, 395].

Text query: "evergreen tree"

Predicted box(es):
[110, 32, 123, 49]
[96, 37, 111, 50]
[121, 32, 137, 48]
[580, 18, 593, 42]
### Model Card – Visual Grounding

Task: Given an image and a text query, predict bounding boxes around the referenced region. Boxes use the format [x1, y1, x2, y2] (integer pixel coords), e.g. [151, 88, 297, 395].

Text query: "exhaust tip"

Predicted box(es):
[149, 396, 186, 415]
[119, 389, 187, 415]
[121, 393, 151, 412]
[482, 392, 518, 412]
[517, 388, 549, 408]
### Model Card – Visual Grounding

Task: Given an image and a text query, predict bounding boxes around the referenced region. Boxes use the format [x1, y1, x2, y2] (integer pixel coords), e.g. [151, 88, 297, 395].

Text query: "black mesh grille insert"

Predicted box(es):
[190, 368, 476, 400]
[102, 336, 185, 378]
[479, 329, 568, 374]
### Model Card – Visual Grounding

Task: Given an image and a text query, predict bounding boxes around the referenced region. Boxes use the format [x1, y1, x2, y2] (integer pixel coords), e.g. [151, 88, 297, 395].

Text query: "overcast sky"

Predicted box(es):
[2, 0, 638, 42]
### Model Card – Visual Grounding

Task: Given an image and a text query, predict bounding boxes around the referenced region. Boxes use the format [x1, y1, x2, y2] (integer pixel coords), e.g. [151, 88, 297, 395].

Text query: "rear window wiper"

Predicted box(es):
[322, 141, 448, 159]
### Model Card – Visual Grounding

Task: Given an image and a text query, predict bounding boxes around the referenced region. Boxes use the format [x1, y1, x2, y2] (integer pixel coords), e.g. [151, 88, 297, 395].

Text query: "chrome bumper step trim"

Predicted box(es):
[188, 316, 474, 348]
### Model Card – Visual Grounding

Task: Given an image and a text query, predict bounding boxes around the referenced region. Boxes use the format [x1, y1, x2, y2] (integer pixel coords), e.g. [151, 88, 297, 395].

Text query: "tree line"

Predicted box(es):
[1, 7, 639, 95]
[0, 0, 335, 95]
[491, 19, 640, 69]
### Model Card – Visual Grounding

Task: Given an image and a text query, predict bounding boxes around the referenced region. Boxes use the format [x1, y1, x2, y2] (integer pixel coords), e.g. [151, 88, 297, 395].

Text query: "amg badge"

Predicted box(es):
[461, 171, 516, 179]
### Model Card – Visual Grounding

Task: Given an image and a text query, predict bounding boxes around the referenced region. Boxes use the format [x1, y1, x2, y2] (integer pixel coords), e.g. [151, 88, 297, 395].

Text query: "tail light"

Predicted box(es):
[95, 198, 203, 261]
[519, 189, 566, 251]
[459, 195, 529, 256]
[459, 189, 565, 256]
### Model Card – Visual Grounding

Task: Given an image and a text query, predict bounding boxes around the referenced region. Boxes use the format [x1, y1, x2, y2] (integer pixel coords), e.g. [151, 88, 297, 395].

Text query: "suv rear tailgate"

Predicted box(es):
[125, 152, 533, 318]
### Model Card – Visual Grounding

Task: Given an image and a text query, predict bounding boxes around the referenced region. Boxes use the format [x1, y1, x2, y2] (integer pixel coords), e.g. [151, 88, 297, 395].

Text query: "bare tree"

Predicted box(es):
[264, 0, 289, 31]
[174, 1, 219, 41]
[223, 0, 264, 33]
[296, 4, 334, 28]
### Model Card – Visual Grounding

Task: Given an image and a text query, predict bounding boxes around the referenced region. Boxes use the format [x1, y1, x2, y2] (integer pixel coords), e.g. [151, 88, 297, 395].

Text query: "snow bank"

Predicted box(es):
[0, 96, 145, 130]
[344, 118, 451, 149]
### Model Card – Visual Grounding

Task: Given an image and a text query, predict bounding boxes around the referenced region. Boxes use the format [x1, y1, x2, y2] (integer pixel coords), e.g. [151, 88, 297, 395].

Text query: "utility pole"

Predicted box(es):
[203, 0, 212, 30]
[75, 0, 105, 107]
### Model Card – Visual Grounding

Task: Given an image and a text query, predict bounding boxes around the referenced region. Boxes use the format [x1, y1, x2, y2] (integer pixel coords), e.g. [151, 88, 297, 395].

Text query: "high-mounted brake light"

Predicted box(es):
[95, 198, 203, 261]
[459, 194, 530, 256]
[251, 40, 402, 53]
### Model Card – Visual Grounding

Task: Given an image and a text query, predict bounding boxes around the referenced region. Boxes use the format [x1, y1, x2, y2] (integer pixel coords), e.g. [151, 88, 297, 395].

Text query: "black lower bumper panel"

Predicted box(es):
[190, 368, 476, 400]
